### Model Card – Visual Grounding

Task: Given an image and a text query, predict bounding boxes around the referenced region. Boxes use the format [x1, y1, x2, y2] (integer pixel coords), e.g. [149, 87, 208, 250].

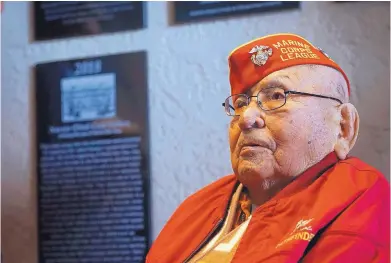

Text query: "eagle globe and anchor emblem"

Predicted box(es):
[249, 45, 273, 66]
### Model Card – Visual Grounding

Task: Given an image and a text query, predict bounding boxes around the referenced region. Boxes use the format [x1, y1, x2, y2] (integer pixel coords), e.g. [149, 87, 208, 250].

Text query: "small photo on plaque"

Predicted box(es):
[60, 73, 117, 123]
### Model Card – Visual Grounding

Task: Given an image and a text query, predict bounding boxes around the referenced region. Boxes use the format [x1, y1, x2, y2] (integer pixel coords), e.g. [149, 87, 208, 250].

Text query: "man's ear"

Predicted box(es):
[334, 103, 360, 160]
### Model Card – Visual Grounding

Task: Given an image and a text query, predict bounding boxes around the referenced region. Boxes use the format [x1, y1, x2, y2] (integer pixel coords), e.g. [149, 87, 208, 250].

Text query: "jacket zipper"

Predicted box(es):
[182, 218, 224, 263]
[182, 181, 241, 263]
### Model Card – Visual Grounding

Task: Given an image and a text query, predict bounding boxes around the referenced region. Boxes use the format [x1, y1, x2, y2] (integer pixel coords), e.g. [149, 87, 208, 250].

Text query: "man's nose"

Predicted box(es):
[238, 102, 266, 130]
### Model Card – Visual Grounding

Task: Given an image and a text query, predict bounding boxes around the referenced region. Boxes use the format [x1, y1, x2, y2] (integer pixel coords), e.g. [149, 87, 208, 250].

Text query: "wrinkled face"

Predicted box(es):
[229, 65, 342, 188]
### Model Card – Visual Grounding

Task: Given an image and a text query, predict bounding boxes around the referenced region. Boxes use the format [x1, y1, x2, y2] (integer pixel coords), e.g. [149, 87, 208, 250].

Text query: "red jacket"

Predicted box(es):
[146, 152, 390, 262]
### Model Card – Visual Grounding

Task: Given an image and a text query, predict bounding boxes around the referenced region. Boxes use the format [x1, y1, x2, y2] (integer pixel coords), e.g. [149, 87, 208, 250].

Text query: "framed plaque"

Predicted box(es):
[33, 1, 146, 41]
[35, 52, 150, 262]
[172, 1, 300, 24]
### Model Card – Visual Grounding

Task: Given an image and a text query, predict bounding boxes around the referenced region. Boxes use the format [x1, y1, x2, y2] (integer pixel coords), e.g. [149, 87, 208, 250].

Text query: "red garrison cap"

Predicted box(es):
[228, 33, 350, 96]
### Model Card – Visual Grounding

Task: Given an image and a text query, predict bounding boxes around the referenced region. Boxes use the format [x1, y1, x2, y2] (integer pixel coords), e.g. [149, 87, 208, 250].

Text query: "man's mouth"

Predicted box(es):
[241, 141, 269, 150]
[238, 137, 274, 155]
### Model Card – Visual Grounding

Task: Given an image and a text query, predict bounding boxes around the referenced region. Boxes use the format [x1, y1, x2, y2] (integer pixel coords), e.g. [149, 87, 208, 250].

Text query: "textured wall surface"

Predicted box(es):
[1, 1, 390, 263]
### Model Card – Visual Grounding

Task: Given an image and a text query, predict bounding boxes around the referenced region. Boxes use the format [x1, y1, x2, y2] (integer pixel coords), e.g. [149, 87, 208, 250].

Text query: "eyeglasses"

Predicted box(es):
[222, 87, 343, 116]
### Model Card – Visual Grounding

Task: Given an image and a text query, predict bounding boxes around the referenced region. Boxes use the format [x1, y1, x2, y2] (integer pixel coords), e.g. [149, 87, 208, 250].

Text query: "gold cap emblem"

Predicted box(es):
[249, 45, 273, 66]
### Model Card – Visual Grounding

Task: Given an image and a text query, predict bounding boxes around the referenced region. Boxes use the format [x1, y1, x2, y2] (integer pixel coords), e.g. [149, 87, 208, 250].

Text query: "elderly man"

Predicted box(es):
[146, 33, 390, 263]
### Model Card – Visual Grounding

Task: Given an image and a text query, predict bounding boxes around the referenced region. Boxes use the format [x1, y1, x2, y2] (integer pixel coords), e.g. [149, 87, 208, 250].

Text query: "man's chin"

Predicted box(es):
[236, 160, 275, 185]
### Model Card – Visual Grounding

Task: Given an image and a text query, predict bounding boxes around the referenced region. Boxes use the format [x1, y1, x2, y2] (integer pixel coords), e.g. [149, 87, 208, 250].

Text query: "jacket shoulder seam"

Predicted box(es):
[321, 230, 388, 249]
[339, 160, 381, 174]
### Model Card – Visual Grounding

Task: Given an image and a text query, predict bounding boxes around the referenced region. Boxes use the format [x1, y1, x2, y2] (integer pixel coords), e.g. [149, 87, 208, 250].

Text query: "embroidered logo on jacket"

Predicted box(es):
[276, 218, 315, 248]
[291, 218, 313, 234]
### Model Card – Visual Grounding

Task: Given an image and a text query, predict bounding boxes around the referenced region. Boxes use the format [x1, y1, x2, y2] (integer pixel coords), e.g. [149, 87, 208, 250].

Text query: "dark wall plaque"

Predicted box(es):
[173, 1, 300, 24]
[35, 52, 150, 263]
[33, 1, 146, 41]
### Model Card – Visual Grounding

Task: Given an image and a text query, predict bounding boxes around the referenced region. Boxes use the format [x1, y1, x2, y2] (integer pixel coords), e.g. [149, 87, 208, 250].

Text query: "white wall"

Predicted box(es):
[1, 1, 390, 262]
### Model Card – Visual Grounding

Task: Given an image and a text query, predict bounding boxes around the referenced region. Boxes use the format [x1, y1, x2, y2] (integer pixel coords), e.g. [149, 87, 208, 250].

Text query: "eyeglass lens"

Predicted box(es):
[225, 87, 286, 116]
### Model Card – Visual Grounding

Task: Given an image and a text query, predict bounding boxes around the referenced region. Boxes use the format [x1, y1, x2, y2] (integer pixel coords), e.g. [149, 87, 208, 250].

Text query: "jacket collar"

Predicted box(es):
[273, 151, 339, 200]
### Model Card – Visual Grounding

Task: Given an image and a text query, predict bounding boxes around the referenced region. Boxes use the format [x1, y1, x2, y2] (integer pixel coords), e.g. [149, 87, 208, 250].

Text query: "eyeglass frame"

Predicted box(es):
[222, 87, 343, 116]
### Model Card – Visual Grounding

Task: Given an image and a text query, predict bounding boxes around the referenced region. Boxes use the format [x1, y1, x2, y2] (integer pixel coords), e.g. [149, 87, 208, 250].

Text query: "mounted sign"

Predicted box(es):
[35, 51, 151, 262]
[172, 1, 300, 24]
[33, 1, 146, 41]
